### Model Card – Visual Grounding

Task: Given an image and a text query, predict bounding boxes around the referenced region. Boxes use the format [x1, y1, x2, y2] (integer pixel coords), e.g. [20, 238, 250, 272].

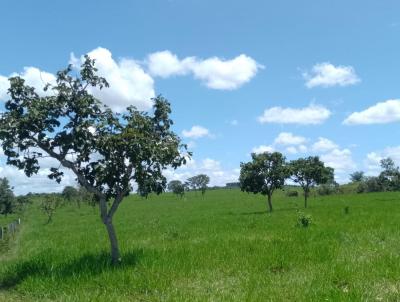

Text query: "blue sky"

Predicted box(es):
[1, 0, 400, 194]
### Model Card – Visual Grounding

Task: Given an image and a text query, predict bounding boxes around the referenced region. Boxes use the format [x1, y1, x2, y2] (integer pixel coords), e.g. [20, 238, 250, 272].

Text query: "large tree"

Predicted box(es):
[0, 56, 188, 264]
[290, 156, 334, 208]
[239, 152, 289, 212]
[0, 178, 15, 216]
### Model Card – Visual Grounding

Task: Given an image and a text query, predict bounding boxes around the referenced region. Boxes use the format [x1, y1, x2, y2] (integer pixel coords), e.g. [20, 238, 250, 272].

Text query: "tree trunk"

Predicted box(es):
[304, 189, 309, 208]
[267, 193, 273, 212]
[103, 217, 121, 265]
[99, 195, 122, 265]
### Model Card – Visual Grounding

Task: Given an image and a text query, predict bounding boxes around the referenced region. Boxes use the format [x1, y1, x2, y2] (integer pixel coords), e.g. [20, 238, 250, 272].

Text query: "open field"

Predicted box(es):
[1, 189, 400, 301]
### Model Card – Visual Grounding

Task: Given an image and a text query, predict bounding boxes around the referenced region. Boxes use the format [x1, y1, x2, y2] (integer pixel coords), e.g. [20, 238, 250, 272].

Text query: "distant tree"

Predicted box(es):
[168, 180, 185, 198]
[349, 171, 365, 183]
[186, 174, 210, 196]
[290, 156, 334, 208]
[62, 186, 80, 207]
[239, 152, 289, 212]
[0, 56, 188, 264]
[380, 157, 397, 173]
[0, 178, 15, 216]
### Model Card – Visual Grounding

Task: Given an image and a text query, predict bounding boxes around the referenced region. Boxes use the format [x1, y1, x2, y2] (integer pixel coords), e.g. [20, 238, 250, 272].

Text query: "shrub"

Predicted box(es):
[317, 182, 342, 195]
[297, 211, 312, 227]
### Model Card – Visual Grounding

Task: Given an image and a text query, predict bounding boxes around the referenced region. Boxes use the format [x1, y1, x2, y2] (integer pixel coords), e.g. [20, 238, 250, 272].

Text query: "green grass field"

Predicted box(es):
[1, 189, 400, 301]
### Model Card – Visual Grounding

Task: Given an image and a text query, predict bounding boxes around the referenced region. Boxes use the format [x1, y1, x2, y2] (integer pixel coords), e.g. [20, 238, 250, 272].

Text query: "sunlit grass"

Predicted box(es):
[1, 189, 400, 301]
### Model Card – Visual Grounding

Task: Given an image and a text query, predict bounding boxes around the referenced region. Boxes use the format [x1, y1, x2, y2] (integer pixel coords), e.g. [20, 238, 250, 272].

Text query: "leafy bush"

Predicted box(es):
[297, 211, 312, 228]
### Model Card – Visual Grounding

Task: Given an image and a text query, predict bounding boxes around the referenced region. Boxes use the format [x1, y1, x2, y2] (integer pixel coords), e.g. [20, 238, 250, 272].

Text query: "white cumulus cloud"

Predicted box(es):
[258, 104, 331, 125]
[147, 50, 262, 90]
[320, 148, 356, 173]
[343, 99, 400, 125]
[0, 67, 57, 101]
[274, 132, 307, 145]
[312, 137, 338, 152]
[71, 47, 155, 112]
[303, 62, 360, 88]
[182, 125, 211, 139]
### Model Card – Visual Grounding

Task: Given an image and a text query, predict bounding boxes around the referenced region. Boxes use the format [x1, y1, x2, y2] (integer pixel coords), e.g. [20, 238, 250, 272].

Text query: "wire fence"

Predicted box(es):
[0, 218, 21, 240]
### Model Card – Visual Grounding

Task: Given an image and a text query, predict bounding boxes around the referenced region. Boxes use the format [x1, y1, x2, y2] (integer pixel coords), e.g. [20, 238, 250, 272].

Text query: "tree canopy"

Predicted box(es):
[349, 171, 365, 183]
[186, 174, 210, 195]
[0, 56, 189, 263]
[168, 180, 185, 198]
[290, 156, 334, 208]
[239, 152, 289, 212]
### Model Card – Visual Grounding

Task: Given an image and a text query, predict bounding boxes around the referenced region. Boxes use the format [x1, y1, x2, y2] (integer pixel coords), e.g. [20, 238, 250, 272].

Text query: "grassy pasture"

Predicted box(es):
[1, 189, 400, 301]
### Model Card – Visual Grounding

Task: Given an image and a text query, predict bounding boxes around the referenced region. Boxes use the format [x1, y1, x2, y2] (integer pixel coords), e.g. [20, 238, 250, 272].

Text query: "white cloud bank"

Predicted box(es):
[147, 50, 263, 90]
[344, 99, 400, 125]
[258, 104, 331, 125]
[1, 47, 261, 112]
[321, 148, 356, 173]
[303, 62, 360, 88]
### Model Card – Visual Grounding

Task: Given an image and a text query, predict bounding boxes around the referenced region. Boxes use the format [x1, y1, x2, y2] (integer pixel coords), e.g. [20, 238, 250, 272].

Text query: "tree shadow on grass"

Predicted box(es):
[0, 249, 143, 290]
[239, 206, 301, 216]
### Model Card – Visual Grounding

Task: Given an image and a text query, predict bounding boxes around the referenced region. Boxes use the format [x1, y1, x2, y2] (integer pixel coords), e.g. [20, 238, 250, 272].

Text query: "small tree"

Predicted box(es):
[0, 56, 188, 264]
[0, 178, 15, 216]
[239, 152, 289, 212]
[349, 171, 365, 183]
[40, 194, 62, 224]
[168, 180, 185, 198]
[290, 156, 334, 208]
[186, 174, 210, 196]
